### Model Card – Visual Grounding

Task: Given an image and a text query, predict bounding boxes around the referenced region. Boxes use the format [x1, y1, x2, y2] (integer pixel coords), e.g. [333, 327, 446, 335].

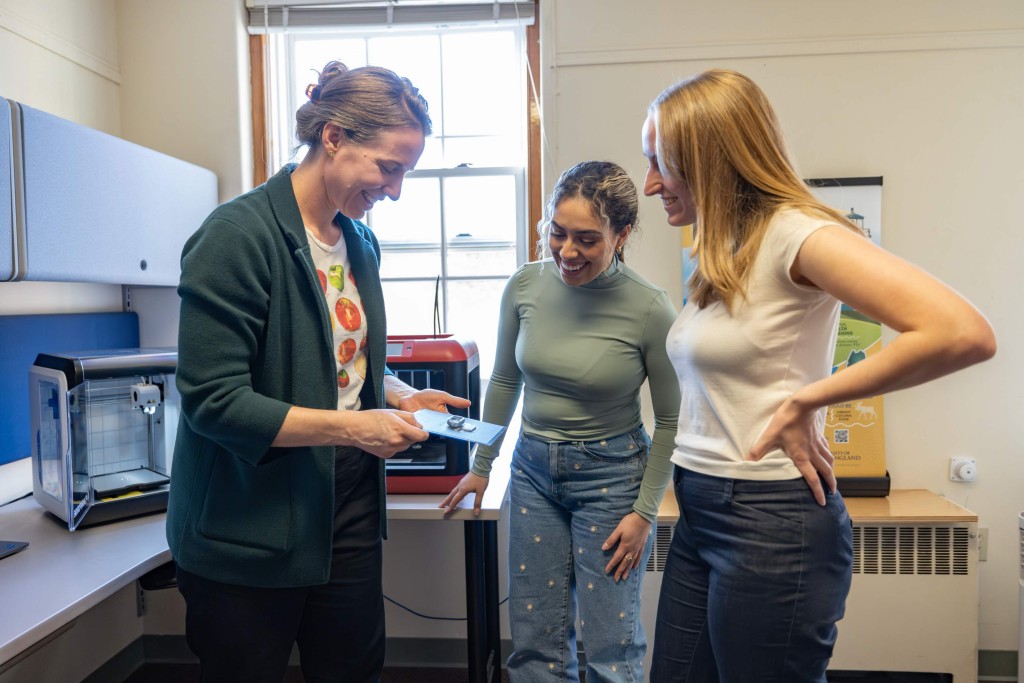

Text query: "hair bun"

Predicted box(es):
[319, 60, 349, 86]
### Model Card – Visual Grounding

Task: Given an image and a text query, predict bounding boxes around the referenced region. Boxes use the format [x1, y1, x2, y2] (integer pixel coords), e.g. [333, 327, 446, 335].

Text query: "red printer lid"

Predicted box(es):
[386, 334, 479, 363]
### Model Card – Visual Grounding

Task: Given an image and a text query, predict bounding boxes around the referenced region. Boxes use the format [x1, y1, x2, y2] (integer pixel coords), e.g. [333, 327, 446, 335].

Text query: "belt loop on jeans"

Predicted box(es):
[723, 478, 734, 503]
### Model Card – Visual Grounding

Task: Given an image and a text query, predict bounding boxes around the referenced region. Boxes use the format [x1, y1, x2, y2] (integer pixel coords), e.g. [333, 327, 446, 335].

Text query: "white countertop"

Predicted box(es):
[0, 422, 515, 667]
[0, 496, 171, 666]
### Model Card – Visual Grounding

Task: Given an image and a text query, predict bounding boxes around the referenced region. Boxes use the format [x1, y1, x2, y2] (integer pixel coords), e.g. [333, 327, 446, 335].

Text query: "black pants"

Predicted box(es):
[176, 447, 384, 683]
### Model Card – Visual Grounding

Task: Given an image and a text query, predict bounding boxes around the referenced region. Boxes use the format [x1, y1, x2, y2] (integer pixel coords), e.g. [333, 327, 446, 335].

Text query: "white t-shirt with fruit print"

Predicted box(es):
[306, 229, 369, 411]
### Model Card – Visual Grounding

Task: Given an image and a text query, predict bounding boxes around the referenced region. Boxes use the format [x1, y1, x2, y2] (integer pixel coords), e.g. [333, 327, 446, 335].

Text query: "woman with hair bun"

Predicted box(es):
[442, 160, 681, 682]
[167, 61, 469, 682]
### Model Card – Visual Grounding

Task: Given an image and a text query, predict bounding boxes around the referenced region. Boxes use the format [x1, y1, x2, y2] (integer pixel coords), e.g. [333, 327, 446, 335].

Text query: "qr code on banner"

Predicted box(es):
[833, 429, 849, 444]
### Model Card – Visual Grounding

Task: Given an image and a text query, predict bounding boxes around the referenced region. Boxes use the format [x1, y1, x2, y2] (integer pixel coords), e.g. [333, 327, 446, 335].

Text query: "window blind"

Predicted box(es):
[247, 1, 535, 33]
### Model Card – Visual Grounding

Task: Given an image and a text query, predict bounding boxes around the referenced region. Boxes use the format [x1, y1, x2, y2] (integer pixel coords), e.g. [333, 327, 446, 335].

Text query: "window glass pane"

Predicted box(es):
[443, 135, 521, 168]
[446, 246, 517, 278]
[369, 177, 441, 244]
[443, 176, 517, 243]
[293, 38, 367, 103]
[442, 31, 518, 138]
[379, 249, 442, 279]
[383, 280, 442, 337]
[445, 278, 508, 381]
[367, 34, 442, 139]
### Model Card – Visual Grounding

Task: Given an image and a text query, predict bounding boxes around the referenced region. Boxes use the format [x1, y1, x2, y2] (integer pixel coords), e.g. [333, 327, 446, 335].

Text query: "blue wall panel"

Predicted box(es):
[0, 312, 139, 465]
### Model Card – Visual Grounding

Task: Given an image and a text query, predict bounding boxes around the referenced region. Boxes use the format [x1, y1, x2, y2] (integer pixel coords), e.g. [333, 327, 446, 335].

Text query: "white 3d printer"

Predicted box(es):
[29, 348, 177, 530]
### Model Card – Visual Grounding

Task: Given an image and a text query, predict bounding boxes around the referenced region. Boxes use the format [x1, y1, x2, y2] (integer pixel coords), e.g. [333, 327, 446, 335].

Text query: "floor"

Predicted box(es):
[122, 663, 949, 682]
[124, 664, 512, 682]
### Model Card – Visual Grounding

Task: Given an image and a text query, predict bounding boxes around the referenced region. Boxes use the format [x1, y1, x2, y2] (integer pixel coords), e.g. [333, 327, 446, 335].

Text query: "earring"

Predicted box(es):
[327, 150, 335, 158]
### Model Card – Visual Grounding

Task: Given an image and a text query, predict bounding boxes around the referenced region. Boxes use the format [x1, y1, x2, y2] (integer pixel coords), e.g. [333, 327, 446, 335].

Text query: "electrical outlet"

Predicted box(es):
[949, 457, 977, 482]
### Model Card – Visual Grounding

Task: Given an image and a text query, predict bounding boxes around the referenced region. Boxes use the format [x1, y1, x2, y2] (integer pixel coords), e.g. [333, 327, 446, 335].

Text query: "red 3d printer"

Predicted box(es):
[384, 334, 480, 493]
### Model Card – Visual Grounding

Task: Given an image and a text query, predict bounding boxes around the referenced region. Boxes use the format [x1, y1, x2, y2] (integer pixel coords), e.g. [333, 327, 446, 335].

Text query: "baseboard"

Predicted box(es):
[86, 636, 1019, 682]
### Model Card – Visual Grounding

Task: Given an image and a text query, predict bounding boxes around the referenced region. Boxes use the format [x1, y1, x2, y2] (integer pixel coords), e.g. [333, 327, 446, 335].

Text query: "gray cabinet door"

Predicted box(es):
[0, 98, 16, 281]
[6, 101, 218, 285]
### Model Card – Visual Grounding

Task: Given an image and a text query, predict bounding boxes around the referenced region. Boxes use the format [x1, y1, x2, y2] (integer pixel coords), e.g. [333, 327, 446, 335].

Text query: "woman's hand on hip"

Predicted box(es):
[748, 396, 836, 506]
[602, 512, 652, 582]
[348, 409, 429, 459]
[439, 472, 490, 517]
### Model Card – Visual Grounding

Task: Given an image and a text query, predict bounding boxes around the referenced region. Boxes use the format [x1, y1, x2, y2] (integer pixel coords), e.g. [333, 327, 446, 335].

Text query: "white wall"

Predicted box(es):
[542, 0, 1024, 653]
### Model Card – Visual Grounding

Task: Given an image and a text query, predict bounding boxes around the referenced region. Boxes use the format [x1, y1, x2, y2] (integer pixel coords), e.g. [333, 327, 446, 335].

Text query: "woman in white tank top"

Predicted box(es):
[641, 69, 995, 683]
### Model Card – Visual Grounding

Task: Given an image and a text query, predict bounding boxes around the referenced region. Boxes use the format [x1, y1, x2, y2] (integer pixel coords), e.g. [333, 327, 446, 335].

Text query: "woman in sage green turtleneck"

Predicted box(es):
[441, 161, 680, 682]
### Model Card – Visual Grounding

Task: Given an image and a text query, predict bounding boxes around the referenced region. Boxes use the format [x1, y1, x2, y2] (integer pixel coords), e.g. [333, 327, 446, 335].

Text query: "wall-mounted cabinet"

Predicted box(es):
[1, 98, 218, 286]
[1, 99, 15, 282]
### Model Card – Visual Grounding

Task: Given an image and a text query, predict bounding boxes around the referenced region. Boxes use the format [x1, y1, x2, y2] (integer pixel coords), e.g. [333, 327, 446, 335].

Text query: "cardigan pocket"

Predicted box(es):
[196, 446, 294, 553]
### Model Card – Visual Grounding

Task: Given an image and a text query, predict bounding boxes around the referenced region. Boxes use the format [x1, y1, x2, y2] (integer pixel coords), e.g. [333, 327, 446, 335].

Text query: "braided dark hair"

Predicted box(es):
[537, 161, 640, 261]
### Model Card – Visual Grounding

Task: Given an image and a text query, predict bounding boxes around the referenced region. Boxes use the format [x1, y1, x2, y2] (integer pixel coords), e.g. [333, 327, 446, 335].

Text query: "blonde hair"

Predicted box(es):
[650, 69, 861, 309]
[535, 160, 639, 261]
[295, 61, 431, 150]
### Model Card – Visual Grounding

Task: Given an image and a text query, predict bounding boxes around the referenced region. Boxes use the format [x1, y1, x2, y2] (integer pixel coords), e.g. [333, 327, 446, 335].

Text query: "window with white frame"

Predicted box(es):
[259, 18, 531, 380]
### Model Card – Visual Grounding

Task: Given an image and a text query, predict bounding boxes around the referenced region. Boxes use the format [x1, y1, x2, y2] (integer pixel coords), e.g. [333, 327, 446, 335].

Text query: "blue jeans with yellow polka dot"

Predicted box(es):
[506, 427, 655, 682]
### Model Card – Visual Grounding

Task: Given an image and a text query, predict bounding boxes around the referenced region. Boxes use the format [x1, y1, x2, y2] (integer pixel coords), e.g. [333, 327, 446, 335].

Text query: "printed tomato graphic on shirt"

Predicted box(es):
[337, 338, 357, 364]
[317, 269, 327, 293]
[337, 368, 350, 389]
[335, 298, 361, 331]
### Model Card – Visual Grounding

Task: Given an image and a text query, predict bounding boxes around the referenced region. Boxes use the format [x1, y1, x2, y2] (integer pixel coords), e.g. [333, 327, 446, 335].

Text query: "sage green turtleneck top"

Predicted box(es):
[472, 257, 680, 522]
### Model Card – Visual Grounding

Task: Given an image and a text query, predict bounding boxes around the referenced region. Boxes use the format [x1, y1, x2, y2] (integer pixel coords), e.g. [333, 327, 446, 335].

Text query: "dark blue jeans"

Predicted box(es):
[176, 446, 384, 683]
[650, 467, 853, 683]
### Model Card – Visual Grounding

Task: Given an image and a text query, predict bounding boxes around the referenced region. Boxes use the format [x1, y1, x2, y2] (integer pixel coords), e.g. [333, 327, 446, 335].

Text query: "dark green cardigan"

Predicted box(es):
[166, 165, 390, 587]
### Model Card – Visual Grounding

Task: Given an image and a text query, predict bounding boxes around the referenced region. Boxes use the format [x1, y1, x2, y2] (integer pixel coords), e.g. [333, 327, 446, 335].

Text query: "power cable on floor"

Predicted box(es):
[384, 594, 508, 621]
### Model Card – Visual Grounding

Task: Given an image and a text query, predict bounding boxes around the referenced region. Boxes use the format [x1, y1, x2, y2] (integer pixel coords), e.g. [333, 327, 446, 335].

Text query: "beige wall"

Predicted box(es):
[115, 0, 251, 203]
[0, 0, 124, 314]
[543, 0, 1024, 652]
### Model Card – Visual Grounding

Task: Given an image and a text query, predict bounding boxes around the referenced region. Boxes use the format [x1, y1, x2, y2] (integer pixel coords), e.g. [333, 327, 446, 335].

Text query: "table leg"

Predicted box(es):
[483, 519, 499, 680]
[465, 519, 500, 683]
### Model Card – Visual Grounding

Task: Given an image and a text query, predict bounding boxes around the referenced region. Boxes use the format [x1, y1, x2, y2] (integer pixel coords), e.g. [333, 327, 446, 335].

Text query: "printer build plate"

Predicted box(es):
[91, 468, 169, 499]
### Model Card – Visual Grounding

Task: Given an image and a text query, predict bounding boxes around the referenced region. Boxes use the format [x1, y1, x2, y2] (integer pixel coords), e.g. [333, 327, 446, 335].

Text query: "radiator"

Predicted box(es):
[639, 519, 979, 682]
